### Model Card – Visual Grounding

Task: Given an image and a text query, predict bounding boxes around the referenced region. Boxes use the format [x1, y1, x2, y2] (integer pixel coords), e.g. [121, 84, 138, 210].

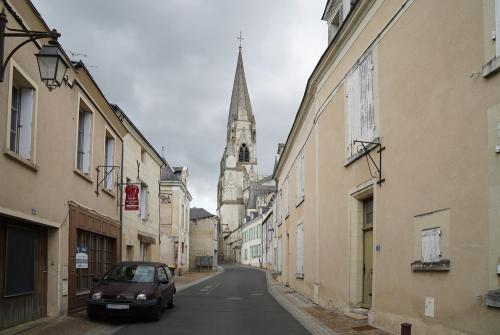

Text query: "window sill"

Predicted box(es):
[296, 197, 305, 208]
[4, 149, 38, 172]
[101, 188, 116, 198]
[344, 137, 380, 167]
[295, 273, 304, 279]
[411, 259, 450, 272]
[483, 56, 500, 78]
[74, 169, 93, 184]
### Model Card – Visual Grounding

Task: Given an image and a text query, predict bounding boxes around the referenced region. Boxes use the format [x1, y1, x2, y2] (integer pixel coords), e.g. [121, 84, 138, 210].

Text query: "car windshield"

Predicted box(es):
[104, 264, 155, 283]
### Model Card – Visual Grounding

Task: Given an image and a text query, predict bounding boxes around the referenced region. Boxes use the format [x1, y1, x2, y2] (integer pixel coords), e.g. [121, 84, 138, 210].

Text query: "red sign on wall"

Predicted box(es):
[125, 184, 139, 210]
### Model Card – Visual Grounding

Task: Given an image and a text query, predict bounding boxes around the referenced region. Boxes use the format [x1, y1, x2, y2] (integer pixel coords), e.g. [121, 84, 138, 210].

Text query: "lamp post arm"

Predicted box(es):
[0, 8, 60, 82]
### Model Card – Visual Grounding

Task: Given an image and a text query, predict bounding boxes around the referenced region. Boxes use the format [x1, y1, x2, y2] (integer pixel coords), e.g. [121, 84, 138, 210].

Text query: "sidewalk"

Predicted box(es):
[265, 272, 391, 335]
[0, 268, 222, 335]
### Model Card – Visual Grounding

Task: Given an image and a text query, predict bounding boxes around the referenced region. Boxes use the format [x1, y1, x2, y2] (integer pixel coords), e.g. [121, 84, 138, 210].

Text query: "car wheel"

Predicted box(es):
[87, 307, 97, 321]
[168, 293, 176, 309]
[151, 300, 162, 321]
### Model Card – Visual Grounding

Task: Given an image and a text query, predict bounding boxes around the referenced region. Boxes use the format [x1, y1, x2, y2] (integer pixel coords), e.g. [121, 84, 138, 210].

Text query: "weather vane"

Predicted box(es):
[237, 31, 244, 49]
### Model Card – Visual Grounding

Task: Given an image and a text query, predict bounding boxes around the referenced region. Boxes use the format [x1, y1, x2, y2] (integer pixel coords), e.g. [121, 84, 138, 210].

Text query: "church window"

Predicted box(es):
[239, 143, 250, 162]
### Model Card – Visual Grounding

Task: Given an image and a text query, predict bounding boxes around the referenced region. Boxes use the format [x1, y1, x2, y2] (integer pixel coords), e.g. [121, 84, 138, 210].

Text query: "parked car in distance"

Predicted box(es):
[87, 262, 176, 321]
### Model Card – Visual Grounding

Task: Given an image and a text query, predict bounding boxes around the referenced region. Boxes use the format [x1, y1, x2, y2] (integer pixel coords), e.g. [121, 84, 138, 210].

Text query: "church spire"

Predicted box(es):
[228, 46, 255, 127]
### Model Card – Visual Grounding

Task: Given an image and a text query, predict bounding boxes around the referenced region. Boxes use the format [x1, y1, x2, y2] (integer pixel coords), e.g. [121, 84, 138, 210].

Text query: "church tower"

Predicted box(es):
[217, 46, 257, 233]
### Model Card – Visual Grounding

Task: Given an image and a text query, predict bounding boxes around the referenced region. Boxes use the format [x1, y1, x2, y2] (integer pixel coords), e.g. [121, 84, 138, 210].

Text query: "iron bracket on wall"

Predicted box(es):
[353, 140, 386, 186]
[95, 165, 120, 196]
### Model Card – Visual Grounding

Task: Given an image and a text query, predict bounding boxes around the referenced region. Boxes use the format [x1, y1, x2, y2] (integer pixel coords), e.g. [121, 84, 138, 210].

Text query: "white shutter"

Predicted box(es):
[140, 185, 147, 220]
[342, 0, 351, 20]
[421, 228, 440, 263]
[496, 0, 500, 56]
[300, 153, 304, 198]
[18, 88, 34, 159]
[277, 238, 282, 273]
[296, 224, 304, 277]
[296, 161, 301, 203]
[360, 54, 374, 142]
[82, 112, 92, 174]
[346, 66, 361, 157]
[105, 137, 114, 189]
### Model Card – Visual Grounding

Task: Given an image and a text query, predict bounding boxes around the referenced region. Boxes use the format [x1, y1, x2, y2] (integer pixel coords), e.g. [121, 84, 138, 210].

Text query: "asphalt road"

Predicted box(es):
[115, 264, 309, 335]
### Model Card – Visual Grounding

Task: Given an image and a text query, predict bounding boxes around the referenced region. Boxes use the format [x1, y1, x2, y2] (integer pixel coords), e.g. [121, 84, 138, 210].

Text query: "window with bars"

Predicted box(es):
[76, 229, 114, 294]
[296, 224, 304, 278]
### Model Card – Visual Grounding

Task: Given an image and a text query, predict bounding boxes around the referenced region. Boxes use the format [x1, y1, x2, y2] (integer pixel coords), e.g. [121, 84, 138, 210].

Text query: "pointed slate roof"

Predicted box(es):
[190, 207, 215, 221]
[228, 48, 255, 125]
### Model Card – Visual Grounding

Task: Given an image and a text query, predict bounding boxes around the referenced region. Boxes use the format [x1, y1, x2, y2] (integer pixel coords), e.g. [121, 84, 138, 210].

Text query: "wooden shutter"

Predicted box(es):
[296, 224, 304, 277]
[277, 238, 282, 273]
[360, 54, 374, 142]
[346, 66, 361, 156]
[421, 228, 440, 263]
[82, 112, 92, 174]
[105, 137, 114, 189]
[18, 88, 34, 159]
[497, 0, 500, 56]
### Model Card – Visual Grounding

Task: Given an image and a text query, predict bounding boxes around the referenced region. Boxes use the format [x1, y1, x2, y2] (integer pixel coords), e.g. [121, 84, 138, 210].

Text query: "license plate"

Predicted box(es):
[106, 304, 130, 310]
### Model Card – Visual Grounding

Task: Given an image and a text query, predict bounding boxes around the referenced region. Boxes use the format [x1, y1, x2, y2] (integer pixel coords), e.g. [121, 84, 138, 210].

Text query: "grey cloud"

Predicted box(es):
[32, 0, 326, 212]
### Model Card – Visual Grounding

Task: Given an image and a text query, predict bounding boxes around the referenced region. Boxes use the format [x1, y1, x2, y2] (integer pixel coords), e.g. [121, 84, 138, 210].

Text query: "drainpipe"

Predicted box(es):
[119, 140, 124, 261]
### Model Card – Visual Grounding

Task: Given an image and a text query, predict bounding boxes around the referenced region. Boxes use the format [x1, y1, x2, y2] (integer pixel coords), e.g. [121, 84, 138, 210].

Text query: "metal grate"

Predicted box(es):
[76, 229, 114, 293]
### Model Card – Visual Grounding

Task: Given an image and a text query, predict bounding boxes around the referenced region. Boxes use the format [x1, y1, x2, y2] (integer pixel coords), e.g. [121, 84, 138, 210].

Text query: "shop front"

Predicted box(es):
[68, 203, 120, 312]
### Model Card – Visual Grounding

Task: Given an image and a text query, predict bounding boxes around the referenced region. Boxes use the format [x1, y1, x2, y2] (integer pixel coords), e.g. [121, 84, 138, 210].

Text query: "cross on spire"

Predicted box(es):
[237, 31, 244, 49]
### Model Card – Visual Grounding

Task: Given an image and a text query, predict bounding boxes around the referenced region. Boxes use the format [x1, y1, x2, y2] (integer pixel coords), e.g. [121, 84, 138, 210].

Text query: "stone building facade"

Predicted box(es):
[0, 0, 126, 327]
[273, 0, 500, 334]
[189, 208, 219, 270]
[160, 164, 192, 274]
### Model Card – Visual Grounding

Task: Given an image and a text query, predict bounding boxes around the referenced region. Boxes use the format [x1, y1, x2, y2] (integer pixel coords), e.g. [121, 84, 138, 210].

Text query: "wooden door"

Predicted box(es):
[0, 218, 47, 330]
[362, 197, 373, 308]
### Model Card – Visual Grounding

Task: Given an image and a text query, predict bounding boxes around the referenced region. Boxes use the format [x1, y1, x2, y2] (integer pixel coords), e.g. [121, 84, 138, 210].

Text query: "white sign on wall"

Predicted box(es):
[76, 246, 88, 269]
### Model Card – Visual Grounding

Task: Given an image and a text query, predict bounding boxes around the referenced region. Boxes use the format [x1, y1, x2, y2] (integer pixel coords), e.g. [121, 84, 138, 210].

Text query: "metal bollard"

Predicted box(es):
[401, 323, 412, 335]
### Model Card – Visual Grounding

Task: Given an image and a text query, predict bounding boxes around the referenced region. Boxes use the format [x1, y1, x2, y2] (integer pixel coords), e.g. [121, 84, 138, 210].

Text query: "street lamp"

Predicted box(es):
[0, 8, 69, 91]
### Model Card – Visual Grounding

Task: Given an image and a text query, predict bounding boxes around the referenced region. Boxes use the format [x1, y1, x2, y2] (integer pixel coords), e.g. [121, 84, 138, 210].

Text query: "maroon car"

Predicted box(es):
[87, 262, 176, 321]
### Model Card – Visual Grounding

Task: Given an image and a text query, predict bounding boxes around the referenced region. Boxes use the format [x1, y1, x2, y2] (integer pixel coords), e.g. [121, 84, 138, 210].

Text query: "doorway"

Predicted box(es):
[362, 197, 373, 308]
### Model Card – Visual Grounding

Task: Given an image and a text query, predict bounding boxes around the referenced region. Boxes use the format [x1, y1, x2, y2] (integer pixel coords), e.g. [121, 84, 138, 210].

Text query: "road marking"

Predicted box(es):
[250, 293, 264, 296]
[227, 297, 242, 300]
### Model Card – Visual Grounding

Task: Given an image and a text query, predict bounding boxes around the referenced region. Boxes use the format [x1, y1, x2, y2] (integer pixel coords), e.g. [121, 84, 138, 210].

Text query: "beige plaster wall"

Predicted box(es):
[122, 132, 162, 261]
[275, 0, 500, 334]
[0, 2, 126, 318]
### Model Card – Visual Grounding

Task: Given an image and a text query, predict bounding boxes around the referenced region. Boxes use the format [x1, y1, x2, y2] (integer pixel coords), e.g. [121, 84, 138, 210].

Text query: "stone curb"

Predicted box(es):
[265, 272, 337, 335]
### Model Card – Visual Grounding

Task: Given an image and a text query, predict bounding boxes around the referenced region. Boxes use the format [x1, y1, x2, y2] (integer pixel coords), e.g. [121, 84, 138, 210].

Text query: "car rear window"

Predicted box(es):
[104, 264, 155, 283]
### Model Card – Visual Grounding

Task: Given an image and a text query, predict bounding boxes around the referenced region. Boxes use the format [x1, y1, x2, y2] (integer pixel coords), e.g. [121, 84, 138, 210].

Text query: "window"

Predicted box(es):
[140, 184, 148, 220]
[181, 204, 185, 229]
[283, 178, 289, 218]
[139, 242, 148, 261]
[244, 248, 248, 260]
[77, 109, 92, 173]
[296, 224, 304, 278]
[104, 134, 114, 190]
[157, 266, 168, 283]
[239, 143, 250, 162]
[9, 84, 34, 160]
[346, 53, 374, 157]
[421, 228, 441, 263]
[296, 152, 305, 205]
[276, 190, 282, 226]
[141, 148, 146, 163]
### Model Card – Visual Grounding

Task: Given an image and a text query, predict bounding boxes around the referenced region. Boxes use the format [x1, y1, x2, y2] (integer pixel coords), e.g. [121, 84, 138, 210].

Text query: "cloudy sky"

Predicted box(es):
[32, 0, 327, 213]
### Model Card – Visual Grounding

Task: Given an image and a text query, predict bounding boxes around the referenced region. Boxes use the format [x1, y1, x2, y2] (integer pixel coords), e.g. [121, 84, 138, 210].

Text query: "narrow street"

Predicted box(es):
[116, 265, 309, 335]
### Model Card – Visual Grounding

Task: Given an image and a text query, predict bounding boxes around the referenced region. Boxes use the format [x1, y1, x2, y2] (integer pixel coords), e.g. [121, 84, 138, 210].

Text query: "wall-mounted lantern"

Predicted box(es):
[0, 8, 68, 91]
